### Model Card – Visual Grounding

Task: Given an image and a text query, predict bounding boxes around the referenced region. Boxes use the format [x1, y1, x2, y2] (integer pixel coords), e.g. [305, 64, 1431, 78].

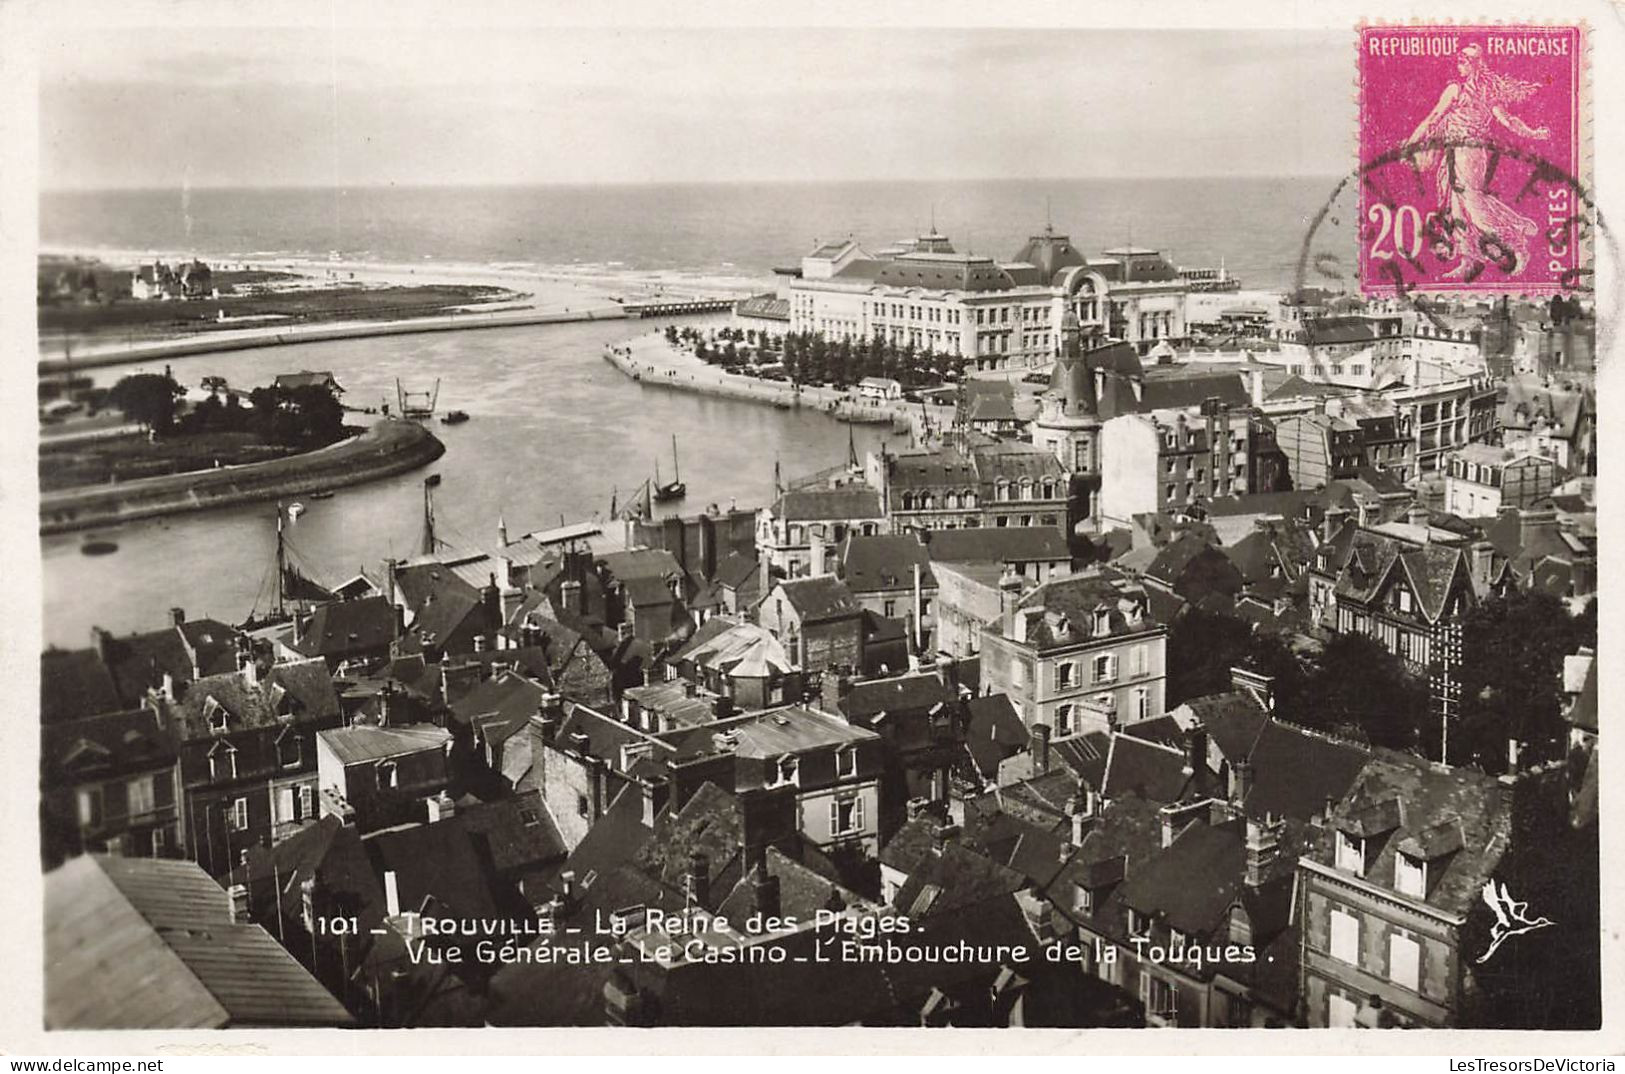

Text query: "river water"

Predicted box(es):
[41, 318, 900, 648]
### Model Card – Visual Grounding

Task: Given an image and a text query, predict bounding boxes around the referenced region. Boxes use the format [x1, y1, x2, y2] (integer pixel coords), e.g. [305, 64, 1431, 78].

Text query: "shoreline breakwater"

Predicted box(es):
[40, 419, 446, 536]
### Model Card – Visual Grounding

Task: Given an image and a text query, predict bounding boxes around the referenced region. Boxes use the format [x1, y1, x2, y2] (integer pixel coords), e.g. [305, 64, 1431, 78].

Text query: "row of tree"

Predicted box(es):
[1167, 590, 1595, 775]
[109, 372, 348, 446]
[666, 324, 967, 391]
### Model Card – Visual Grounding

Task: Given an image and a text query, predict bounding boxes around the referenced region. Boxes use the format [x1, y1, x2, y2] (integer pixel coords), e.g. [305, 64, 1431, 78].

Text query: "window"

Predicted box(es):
[298, 783, 315, 821]
[1091, 653, 1118, 684]
[1131, 645, 1148, 676]
[228, 797, 250, 832]
[1329, 907, 1360, 965]
[277, 731, 302, 769]
[204, 695, 228, 734]
[883, 599, 897, 618]
[1092, 609, 1111, 636]
[1144, 973, 1177, 1022]
[77, 787, 103, 828]
[837, 747, 858, 778]
[1073, 884, 1094, 915]
[1335, 830, 1366, 876]
[830, 795, 865, 836]
[1134, 688, 1150, 721]
[126, 775, 155, 817]
[1394, 853, 1427, 897]
[1128, 908, 1151, 939]
[773, 755, 800, 787]
[1056, 662, 1076, 690]
[209, 743, 237, 782]
[376, 761, 399, 790]
[1398, 587, 1414, 613]
[277, 786, 297, 824]
[1056, 703, 1074, 736]
[1328, 992, 1358, 1028]
[1389, 932, 1421, 991]
[576, 793, 591, 818]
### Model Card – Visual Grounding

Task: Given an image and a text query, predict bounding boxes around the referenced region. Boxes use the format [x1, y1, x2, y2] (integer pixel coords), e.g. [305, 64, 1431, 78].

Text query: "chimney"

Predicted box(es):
[385, 557, 399, 608]
[426, 790, 456, 823]
[1229, 759, 1254, 804]
[384, 869, 401, 918]
[913, 561, 927, 655]
[1244, 815, 1284, 887]
[169, 606, 186, 627]
[809, 531, 827, 578]
[227, 883, 250, 923]
[640, 777, 668, 828]
[1469, 540, 1495, 590]
[934, 653, 954, 688]
[906, 797, 930, 821]
[1031, 723, 1052, 774]
[643, 663, 659, 687]
[1507, 738, 1521, 773]
[932, 824, 961, 853]
[685, 851, 710, 907]
[1183, 726, 1208, 776]
[751, 860, 781, 920]
[712, 695, 735, 718]
[482, 573, 501, 648]
[1321, 504, 1351, 542]
[1067, 794, 1089, 846]
[1407, 502, 1430, 531]
[1229, 666, 1275, 711]
[91, 626, 114, 666]
[560, 579, 583, 616]
[998, 568, 1024, 634]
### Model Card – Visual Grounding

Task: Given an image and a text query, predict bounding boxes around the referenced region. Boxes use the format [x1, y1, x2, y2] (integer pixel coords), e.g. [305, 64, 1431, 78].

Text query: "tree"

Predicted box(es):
[1300, 633, 1430, 751]
[109, 373, 182, 434]
[1455, 590, 1586, 772]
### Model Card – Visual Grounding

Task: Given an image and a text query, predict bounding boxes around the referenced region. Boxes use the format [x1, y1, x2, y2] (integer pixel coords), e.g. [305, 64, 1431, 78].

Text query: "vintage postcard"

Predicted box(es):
[1, 0, 1618, 1060]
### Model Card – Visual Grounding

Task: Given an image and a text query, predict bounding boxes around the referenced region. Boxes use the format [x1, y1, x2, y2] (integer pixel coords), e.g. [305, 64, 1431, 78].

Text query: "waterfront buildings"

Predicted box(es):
[867, 441, 1072, 534]
[756, 485, 887, 584]
[786, 225, 1197, 372]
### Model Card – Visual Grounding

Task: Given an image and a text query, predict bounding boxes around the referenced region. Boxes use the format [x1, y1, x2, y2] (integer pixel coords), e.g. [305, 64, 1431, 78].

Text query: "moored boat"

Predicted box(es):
[442, 410, 471, 425]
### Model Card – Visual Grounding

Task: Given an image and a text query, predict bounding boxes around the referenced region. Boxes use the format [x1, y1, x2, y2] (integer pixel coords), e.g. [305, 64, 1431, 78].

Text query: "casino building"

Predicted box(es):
[784, 224, 1194, 372]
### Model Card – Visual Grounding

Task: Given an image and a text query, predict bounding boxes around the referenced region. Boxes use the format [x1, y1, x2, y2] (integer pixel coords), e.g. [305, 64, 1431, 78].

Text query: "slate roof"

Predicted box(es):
[40, 648, 125, 723]
[774, 575, 862, 621]
[841, 671, 955, 722]
[458, 791, 566, 874]
[173, 659, 340, 740]
[673, 619, 796, 678]
[41, 705, 176, 787]
[731, 705, 879, 758]
[448, 669, 550, 737]
[1239, 721, 1372, 823]
[922, 525, 1071, 564]
[776, 487, 885, 522]
[891, 841, 1027, 919]
[964, 694, 1028, 778]
[1100, 733, 1216, 804]
[839, 534, 935, 594]
[1318, 750, 1514, 916]
[1116, 819, 1249, 935]
[290, 596, 397, 660]
[991, 569, 1163, 649]
[1050, 731, 1112, 790]
[46, 855, 353, 1028]
[599, 548, 683, 583]
[319, 723, 451, 765]
[879, 813, 946, 875]
[1330, 529, 1471, 623]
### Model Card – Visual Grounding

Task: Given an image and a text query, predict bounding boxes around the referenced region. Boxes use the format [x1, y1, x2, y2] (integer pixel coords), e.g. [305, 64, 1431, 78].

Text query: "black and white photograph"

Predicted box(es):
[4, 0, 1620, 1055]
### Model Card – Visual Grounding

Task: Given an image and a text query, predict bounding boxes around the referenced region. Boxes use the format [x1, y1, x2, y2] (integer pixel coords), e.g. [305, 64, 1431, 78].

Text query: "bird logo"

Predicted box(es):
[1476, 880, 1553, 964]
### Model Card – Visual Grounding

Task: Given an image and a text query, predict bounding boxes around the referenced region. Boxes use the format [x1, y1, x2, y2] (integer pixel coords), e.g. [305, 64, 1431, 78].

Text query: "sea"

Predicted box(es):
[39, 176, 1336, 648]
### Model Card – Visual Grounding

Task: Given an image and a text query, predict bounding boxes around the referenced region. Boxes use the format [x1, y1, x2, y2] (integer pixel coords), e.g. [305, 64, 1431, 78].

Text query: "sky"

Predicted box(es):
[38, 24, 1351, 190]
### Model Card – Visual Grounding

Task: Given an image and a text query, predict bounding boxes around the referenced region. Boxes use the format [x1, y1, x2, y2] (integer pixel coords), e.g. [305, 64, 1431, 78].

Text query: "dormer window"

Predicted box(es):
[1394, 852, 1427, 898]
[208, 741, 237, 782]
[377, 760, 399, 790]
[1092, 609, 1111, 636]
[277, 729, 302, 769]
[1073, 884, 1095, 916]
[1335, 830, 1367, 877]
[773, 755, 799, 788]
[204, 696, 228, 734]
[1128, 908, 1152, 939]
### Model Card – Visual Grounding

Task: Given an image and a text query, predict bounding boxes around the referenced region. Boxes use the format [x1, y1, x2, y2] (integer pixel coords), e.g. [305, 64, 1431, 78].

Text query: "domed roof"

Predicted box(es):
[1014, 227, 1088, 283]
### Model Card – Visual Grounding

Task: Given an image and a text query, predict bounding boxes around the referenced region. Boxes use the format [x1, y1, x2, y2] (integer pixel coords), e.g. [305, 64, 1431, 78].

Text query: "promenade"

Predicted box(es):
[604, 330, 957, 433]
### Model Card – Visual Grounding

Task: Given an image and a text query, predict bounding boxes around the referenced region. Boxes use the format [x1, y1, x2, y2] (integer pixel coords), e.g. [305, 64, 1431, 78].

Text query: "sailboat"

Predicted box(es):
[240, 502, 334, 630]
[653, 434, 686, 502]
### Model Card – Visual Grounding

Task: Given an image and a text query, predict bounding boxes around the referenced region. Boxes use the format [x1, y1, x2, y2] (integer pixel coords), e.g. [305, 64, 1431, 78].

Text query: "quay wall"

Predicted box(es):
[40, 420, 445, 536]
[38, 305, 635, 375]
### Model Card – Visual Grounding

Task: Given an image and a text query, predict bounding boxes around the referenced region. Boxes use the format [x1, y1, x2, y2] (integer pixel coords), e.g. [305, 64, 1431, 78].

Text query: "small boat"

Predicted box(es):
[441, 410, 470, 425]
[287, 502, 305, 520]
[653, 434, 686, 502]
[80, 539, 119, 556]
[308, 489, 336, 500]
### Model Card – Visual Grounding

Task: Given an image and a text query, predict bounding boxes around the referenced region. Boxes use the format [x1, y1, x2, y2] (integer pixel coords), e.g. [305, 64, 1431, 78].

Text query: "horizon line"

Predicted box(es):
[41, 173, 1349, 196]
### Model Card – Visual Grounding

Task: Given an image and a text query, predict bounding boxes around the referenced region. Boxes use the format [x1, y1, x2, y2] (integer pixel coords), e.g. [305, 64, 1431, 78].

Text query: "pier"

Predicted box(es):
[623, 298, 737, 318]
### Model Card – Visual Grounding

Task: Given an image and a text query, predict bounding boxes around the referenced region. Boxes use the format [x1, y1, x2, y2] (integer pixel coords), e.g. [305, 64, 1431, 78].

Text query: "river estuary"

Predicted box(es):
[41, 318, 900, 648]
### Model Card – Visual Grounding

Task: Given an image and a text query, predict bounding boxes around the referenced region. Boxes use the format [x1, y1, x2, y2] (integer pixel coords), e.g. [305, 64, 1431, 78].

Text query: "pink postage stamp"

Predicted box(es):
[1358, 24, 1586, 296]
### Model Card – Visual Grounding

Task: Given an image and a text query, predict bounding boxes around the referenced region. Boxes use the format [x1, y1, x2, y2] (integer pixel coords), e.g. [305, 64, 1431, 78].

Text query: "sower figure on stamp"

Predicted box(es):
[1403, 43, 1551, 279]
